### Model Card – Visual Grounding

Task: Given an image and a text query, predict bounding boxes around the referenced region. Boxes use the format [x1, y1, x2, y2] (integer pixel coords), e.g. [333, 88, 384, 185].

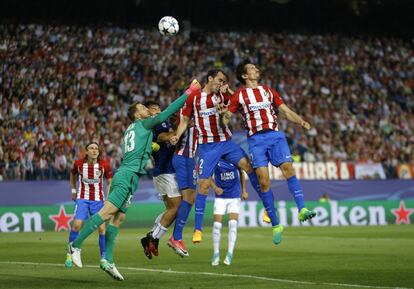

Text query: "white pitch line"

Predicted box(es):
[0, 261, 411, 289]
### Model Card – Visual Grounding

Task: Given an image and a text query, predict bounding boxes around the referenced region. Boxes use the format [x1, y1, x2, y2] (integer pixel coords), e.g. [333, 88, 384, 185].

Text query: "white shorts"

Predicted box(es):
[153, 174, 181, 199]
[213, 197, 241, 215]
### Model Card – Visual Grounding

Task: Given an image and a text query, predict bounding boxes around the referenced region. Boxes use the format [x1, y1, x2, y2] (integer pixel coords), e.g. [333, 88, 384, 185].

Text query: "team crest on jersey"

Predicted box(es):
[212, 95, 220, 104]
[162, 122, 167, 128]
[95, 169, 102, 177]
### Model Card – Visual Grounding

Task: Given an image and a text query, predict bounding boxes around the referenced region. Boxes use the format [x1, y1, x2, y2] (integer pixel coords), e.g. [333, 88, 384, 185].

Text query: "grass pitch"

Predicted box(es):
[0, 226, 413, 289]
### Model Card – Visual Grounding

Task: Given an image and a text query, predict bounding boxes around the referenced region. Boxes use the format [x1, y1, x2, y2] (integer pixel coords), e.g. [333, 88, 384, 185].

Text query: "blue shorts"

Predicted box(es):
[198, 140, 247, 179]
[247, 130, 292, 168]
[172, 154, 197, 190]
[73, 199, 104, 221]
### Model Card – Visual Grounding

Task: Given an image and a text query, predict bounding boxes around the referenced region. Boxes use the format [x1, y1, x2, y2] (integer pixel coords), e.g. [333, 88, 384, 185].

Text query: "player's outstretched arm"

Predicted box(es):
[143, 79, 201, 129]
[157, 131, 176, 143]
[170, 116, 190, 145]
[218, 83, 234, 127]
[278, 103, 311, 130]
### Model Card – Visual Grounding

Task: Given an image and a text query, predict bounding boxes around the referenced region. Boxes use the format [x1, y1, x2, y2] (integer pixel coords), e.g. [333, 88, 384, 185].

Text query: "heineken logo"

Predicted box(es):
[238, 200, 414, 227]
[0, 201, 412, 232]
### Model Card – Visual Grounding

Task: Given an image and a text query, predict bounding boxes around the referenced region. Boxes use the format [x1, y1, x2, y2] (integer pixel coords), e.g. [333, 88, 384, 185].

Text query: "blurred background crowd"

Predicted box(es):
[0, 23, 413, 180]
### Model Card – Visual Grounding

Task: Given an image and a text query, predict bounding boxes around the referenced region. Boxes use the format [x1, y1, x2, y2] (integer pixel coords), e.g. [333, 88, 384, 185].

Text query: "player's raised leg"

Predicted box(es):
[168, 188, 194, 257]
[69, 185, 124, 268]
[192, 142, 223, 243]
[168, 153, 197, 257]
[100, 211, 125, 281]
[143, 194, 181, 259]
[271, 133, 316, 222]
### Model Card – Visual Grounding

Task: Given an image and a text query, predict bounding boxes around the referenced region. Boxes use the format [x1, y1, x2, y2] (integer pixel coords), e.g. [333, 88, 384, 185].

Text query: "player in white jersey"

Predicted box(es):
[140, 102, 182, 259]
[210, 159, 248, 266]
[65, 142, 112, 268]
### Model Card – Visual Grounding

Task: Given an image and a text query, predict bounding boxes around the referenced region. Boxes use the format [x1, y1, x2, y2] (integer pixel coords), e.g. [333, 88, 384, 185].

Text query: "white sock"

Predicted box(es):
[213, 221, 222, 254]
[152, 222, 168, 240]
[151, 213, 164, 232]
[228, 220, 238, 254]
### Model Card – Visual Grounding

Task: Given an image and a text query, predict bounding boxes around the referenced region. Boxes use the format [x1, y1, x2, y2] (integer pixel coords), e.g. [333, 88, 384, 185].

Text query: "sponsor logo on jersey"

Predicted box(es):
[248, 101, 271, 111]
[199, 107, 218, 117]
[82, 178, 100, 184]
[220, 171, 235, 181]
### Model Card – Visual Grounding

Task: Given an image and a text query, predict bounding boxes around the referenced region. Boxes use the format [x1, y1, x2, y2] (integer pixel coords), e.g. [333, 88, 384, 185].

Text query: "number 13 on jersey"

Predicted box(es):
[124, 131, 135, 152]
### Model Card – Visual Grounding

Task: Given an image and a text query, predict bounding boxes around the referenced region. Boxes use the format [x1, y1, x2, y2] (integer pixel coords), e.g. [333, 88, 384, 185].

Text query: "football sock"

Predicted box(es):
[173, 200, 192, 240]
[151, 213, 164, 232]
[68, 230, 79, 243]
[287, 176, 305, 211]
[261, 189, 280, 226]
[152, 223, 168, 240]
[72, 214, 104, 248]
[105, 224, 118, 263]
[99, 234, 106, 258]
[194, 194, 207, 231]
[228, 220, 238, 254]
[247, 171, 262, 195]
[212, 221, 222, 254]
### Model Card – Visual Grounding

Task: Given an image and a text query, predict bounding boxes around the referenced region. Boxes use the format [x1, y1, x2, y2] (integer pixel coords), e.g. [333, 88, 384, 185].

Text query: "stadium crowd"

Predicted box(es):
[0, 24, 413, 180]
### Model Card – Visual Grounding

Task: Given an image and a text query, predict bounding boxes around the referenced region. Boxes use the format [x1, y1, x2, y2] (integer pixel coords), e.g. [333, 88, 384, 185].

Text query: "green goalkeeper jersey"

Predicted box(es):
[119, 92, 189, 175]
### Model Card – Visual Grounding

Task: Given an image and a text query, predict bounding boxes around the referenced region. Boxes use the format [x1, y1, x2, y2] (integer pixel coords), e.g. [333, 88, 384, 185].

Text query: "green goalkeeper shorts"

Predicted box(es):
[107, 169, 139, 214]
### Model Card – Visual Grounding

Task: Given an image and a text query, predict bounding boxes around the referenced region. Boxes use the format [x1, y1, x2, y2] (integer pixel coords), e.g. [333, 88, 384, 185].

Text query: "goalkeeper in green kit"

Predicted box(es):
[68, 79, 201, 281]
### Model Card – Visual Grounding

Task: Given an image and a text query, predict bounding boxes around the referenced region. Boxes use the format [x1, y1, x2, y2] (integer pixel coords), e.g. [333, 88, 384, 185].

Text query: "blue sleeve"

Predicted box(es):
[153, 121, 172, 141]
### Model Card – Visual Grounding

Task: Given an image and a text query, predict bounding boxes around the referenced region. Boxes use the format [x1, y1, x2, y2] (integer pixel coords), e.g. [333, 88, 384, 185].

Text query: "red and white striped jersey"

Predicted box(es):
[71, 159, 113, 201]
[228, 85, 284, 136]
[182, 91, 232, 144]
[175, 109, 198, 158]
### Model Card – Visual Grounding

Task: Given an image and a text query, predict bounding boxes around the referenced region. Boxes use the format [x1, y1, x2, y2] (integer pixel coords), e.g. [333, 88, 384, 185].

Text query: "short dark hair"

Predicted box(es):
[205, 69, 227, 83]
[144, 101, 160, 108]
[236, 59, 252, 84]
[128, 102, 140, 122]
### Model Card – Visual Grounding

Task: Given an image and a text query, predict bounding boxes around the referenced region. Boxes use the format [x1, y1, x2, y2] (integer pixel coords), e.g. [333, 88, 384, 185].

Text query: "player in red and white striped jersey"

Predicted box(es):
[165, 110, 199, 256]
[175, 109, 198, 158]
[183, 86, 232, 144]
[65, 142, 112, 268]
[71, 157, 112, 201]
[230, 83, 284, 136]
[222, 60, 316, 241]
[168, 70, 265, 254]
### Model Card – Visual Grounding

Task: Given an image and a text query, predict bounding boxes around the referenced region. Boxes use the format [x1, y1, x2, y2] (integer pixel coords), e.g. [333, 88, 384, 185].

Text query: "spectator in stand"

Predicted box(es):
[0, 24, 412, 180]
